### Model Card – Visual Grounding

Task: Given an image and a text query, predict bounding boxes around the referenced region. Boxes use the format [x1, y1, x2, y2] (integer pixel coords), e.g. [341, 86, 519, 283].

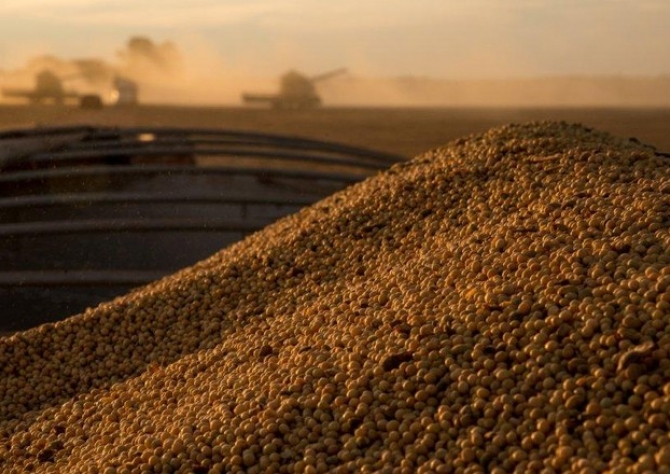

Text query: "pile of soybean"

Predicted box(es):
[2, 121, 670, 474]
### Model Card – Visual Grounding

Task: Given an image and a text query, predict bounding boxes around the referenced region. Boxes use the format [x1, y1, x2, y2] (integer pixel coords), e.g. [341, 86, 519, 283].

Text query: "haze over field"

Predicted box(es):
[0, 0, 669, 106]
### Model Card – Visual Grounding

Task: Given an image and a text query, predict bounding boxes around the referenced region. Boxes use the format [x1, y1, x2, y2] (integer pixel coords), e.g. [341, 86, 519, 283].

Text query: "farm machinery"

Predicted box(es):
[2, 69, 104, 109]
[242, 68, 347, 109]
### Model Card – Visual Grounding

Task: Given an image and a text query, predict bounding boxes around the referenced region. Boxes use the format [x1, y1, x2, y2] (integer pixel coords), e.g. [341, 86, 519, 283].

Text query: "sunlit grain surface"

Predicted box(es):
[1, 121, 670, 473]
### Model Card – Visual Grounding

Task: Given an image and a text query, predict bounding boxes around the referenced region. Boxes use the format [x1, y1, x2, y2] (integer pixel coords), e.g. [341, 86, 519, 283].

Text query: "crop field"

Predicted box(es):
[0, 105, 668, 159]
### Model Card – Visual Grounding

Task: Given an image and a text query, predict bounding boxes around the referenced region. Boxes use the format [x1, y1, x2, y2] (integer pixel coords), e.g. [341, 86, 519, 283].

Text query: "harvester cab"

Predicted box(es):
[34, 70, 67, 103]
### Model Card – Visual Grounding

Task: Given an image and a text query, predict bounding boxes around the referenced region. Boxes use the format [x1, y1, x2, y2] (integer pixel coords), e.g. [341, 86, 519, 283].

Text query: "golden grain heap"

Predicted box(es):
[1, 122, 670, 474]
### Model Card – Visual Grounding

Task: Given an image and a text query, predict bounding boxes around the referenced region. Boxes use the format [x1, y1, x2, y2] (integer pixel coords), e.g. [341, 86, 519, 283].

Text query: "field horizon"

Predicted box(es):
[0, 105, 668, 159]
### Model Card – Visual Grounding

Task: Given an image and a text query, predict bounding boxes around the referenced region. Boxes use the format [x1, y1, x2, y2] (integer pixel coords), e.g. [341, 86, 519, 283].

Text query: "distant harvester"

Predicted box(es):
[2, 70, 79, 105]
[242, 68, 347, 110]
[2, 69, 103, 109]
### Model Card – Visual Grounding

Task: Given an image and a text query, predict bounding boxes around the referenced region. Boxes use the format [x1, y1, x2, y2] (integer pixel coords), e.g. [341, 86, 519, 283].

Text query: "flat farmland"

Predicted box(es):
[0, 105, 668, 158]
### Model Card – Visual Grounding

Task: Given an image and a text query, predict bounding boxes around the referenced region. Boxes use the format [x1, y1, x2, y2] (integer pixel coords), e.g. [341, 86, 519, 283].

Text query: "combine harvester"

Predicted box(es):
[2, 69, 104, 109]
[242, 68, 347, 109]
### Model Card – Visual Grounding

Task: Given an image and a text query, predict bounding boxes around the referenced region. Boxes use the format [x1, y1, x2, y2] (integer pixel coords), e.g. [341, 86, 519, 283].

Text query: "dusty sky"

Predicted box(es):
[0, 0, 668, 79]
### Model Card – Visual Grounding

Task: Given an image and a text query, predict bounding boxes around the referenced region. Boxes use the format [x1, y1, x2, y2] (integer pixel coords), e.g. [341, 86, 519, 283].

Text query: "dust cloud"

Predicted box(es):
[319, 76, 670, 108]
[0, 36, 273, 106]
[1, 36, 669, 107]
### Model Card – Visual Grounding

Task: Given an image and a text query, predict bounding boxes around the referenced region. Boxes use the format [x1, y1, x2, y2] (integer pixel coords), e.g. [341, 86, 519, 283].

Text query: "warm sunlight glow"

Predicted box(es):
[0, 0, 668, 106]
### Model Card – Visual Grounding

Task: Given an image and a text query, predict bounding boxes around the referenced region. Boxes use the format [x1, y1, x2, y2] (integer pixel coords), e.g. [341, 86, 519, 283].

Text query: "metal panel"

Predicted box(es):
[0, 125, 406, 331]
